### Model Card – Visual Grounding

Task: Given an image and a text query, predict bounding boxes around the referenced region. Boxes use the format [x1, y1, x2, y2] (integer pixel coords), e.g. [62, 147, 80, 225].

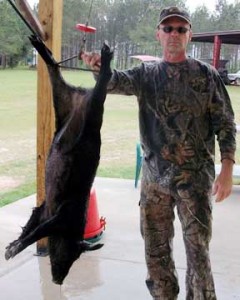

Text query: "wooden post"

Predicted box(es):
[36, 0, 63, 254]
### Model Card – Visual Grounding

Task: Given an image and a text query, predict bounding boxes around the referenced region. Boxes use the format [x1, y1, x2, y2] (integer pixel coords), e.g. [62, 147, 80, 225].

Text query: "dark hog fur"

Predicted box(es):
[5, 35, 113, 285]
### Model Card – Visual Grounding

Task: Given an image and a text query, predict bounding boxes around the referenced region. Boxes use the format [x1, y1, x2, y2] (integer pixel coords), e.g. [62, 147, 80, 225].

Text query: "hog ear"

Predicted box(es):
[78, 241, 104, 252]
[86, 243, 104, 251]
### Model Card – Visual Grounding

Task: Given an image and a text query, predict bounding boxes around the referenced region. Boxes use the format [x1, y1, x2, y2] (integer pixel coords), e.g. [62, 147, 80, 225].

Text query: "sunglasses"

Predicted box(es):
[160, 26, 190, 34]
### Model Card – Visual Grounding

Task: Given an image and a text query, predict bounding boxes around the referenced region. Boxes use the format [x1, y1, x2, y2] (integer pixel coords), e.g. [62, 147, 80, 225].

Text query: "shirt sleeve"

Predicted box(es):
[210, 71, 236, 163]
[106, 65, 142, 96]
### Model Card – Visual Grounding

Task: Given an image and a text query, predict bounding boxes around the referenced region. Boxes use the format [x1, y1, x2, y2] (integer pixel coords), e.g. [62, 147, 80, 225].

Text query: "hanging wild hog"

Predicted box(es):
[5, 35, 113, 285]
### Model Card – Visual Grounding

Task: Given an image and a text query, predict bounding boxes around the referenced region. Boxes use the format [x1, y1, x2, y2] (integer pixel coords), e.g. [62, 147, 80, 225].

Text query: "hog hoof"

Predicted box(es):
[5, 240, 22, 260]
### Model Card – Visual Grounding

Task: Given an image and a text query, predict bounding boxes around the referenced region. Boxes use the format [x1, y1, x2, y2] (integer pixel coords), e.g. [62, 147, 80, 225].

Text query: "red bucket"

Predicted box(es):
[84, 188, 106, 241]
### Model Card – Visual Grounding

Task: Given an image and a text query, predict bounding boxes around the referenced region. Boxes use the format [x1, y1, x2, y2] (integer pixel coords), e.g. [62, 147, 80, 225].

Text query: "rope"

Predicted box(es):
[81, 0, 95, 51]
[59, 65, 98, 73]
[58, 0, 95, 67]
[86, 0, 94, 27]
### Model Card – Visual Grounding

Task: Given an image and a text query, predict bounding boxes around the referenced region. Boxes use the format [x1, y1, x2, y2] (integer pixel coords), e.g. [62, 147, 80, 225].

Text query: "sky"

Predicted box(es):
[187, 0, 216, 12]
[186, 0, 236, 12]
[27, 0, 236, 12]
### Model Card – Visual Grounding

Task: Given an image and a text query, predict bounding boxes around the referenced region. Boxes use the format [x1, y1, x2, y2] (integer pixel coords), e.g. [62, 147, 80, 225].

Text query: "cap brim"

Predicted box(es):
[158, 14, 191, 27]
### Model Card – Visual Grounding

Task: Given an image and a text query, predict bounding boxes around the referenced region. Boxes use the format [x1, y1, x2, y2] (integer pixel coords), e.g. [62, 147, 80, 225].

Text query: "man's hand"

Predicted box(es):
[81, 52, 101, 72]
[212, 159, 234, 202]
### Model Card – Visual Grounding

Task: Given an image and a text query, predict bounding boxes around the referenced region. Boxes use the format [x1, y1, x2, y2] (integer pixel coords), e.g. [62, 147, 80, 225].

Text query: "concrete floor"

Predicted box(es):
[0, 177, 240, 300]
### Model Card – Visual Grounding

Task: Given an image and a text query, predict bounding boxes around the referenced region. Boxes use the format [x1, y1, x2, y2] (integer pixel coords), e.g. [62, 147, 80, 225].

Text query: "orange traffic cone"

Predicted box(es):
[84, 188, 106, 242]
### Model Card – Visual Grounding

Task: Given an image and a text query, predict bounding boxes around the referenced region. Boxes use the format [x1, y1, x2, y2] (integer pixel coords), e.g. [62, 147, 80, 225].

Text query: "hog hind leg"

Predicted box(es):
[29, 35, 57, 66]
[85, 43, 113, 127]
[29, 35, 73, 127]
[98, 42, 113, 87]
[89, 42, 113, 105]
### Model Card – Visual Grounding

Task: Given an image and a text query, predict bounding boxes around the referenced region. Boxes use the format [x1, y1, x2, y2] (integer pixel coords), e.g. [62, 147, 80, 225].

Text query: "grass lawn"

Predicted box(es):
[0, 68, 239, 206]
[0, 68, 139, 206]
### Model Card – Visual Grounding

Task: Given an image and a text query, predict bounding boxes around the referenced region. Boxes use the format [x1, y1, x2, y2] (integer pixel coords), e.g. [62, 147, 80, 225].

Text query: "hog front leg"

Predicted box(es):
[5, 213, 62, 260]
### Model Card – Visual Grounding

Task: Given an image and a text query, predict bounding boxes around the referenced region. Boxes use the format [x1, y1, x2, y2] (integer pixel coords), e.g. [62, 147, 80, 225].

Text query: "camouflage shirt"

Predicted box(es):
[108, 58, 236, 190]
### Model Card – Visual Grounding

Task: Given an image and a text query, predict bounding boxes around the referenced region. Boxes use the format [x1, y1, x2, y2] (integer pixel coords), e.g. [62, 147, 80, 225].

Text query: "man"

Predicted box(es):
[82, 6, 236, 300]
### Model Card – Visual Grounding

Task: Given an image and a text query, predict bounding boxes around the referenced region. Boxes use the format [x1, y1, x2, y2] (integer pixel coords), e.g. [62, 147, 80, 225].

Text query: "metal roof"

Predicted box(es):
[191, 30, 240, 45]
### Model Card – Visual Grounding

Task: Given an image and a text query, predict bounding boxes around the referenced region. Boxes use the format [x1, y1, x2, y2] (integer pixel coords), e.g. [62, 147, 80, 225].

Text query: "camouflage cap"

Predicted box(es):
[157, 6, 191, 27]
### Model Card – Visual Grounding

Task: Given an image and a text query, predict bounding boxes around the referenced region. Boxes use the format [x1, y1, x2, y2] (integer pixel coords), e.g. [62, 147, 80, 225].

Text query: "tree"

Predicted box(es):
[0, 1, 32, 68]
[183, 1, 240, 72]
[1, 0, 239, 70]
